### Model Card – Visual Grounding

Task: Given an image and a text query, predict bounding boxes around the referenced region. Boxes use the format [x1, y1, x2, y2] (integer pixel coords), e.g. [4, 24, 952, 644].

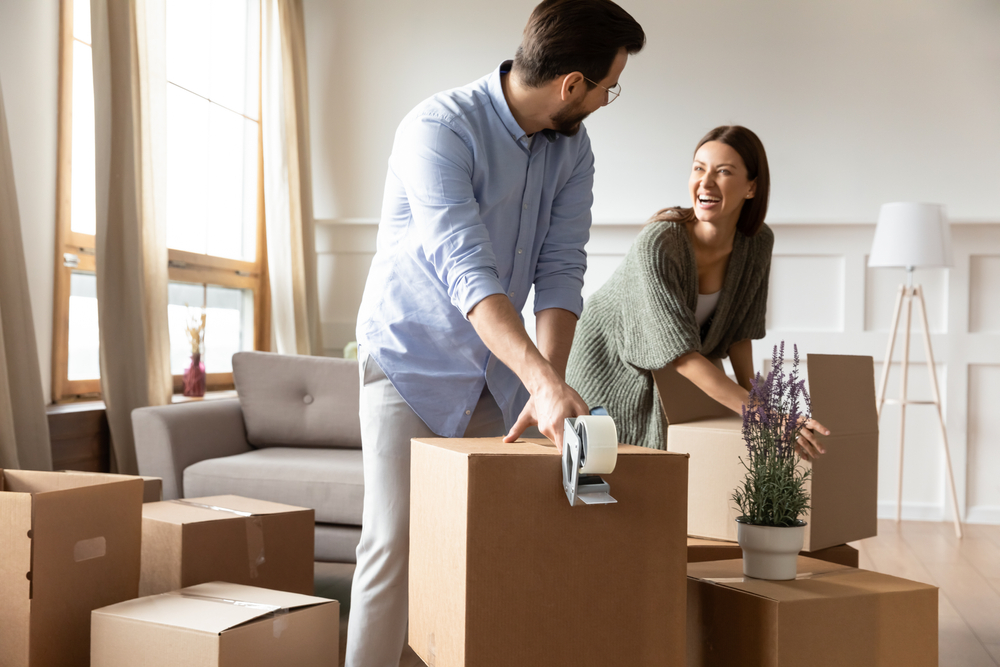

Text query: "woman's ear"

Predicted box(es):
[745, 180, 757, 199]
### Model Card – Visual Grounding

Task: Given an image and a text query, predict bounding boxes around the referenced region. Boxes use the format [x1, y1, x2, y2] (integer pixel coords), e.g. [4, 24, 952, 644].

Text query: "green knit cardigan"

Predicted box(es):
[566, 219, 773, 450]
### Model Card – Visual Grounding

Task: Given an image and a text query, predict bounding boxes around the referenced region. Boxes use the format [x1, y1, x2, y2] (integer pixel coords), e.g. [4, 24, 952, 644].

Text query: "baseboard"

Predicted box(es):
[876, 501, 1000, 525]
[966, 506, 1000, 525]
[877, 501, 947, 522]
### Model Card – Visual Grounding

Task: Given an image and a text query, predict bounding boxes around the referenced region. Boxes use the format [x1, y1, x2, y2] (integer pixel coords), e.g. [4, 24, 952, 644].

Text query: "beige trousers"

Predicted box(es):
[345, 351, 505, 667]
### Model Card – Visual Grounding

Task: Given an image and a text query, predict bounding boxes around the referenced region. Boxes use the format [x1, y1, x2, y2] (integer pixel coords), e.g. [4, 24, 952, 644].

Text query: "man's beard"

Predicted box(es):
[549, 99, 591, 137]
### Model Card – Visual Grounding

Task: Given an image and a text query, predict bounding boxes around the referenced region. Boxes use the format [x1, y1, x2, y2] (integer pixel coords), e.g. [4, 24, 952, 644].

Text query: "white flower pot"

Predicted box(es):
[736, 520, 806, 581]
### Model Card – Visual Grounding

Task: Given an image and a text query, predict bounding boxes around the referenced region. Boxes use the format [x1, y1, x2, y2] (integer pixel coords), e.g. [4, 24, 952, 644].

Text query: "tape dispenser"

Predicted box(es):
[562, 412, 619, 507]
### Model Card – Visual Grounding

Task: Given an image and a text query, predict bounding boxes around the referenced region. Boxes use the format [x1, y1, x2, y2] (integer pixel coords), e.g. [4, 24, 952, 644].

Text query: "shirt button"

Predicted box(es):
[517, 248, 523, 254]
[522, 203, 528, 210]
[509, 291, 515, 298]
[466, 410, 471, 415]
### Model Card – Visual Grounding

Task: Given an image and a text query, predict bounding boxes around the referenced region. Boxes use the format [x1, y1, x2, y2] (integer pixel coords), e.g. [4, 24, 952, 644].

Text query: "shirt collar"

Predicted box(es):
[490, 60, 558, 145]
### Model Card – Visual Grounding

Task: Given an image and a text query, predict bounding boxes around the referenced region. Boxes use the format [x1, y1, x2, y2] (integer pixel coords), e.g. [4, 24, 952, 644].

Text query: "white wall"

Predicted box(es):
[304, 0, 1000, 224]
[0, 1, 59, 403]
[304, 0, 1000, 525]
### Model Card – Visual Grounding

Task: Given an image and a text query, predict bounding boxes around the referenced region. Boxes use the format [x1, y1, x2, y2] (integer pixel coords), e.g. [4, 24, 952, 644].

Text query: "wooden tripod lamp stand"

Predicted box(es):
[868, 202, 962, 538]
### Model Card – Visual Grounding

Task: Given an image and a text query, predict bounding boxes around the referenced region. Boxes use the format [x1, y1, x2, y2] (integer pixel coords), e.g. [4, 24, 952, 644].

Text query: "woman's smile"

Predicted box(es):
[689, 141, 755, 228]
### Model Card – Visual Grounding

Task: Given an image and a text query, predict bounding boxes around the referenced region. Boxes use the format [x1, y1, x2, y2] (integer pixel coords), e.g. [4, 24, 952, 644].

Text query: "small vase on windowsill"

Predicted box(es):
[183, 352, 206, 397]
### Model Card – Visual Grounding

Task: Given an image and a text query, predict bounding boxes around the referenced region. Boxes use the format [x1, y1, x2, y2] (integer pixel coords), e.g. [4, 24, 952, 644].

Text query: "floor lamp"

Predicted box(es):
[868, 202, 962, 538]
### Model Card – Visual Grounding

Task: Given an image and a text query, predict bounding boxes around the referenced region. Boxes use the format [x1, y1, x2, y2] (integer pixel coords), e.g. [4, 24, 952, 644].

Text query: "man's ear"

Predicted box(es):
[559, 72, 586, 102]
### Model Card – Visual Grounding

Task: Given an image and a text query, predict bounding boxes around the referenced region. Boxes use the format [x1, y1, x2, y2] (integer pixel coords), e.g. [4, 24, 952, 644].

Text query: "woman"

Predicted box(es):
[566, 125, 828, 457]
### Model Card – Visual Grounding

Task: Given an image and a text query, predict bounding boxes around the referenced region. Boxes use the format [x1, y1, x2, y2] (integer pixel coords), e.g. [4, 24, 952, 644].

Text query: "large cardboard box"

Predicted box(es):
[0, 470, 143, 667]
[91, 581, 339, 667]
[687, 557, 937, 666]
[140, 495, 314, 597]
[409, 437, 689, 667]
[655, 354, 879, 551]
[686, 538, 859, 568]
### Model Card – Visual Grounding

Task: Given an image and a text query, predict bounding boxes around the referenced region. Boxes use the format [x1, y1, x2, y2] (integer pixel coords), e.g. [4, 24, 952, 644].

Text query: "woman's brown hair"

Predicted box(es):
[649, 125, 770, 236]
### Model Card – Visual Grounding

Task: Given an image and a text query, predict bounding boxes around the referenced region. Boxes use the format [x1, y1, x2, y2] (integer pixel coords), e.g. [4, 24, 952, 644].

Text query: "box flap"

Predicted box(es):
[807, 355, 878, 436]
[0, 489, 33, 664]
[57, 470, 162, 503]
[688, 557, 935, 602]
[652, 363, 733, 426]
[93, 581, 334, 634]
[3, 469, 138, 494]
[29, 475, 143, 666]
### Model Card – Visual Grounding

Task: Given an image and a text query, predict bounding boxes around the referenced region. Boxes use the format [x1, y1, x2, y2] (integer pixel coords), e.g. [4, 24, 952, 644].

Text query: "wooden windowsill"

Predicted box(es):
[46, 390, 239, 415]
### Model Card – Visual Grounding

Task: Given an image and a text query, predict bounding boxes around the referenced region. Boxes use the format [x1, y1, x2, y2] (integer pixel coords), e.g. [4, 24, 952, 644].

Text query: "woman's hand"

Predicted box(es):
[796, 418, 831, 461]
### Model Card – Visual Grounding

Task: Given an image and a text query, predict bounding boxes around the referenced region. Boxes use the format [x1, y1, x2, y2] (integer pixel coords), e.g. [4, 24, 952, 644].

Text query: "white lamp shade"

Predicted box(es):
[868, 202, 952, 268]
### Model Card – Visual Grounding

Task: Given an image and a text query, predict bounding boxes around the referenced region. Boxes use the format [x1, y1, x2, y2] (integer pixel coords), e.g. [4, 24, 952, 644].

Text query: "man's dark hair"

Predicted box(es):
[512, 0, 645, 88]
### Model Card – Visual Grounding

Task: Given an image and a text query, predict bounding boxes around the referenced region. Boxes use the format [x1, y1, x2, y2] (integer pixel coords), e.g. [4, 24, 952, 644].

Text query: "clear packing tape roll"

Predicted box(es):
[575, 414, 618, 475]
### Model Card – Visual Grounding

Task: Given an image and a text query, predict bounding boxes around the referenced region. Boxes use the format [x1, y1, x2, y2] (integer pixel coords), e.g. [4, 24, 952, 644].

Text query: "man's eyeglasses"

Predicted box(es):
[583, 77, 622, 105]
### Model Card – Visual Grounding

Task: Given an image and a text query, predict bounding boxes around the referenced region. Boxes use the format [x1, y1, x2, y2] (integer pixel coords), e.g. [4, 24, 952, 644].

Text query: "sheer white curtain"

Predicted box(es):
[262, 0, 322, 356]
[0, 77, 52, 471]
[91, 0, 171, 474]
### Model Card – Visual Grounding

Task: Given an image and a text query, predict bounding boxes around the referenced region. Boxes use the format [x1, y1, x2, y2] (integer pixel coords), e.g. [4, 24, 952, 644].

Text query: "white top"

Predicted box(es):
[695, 290, 722, 327]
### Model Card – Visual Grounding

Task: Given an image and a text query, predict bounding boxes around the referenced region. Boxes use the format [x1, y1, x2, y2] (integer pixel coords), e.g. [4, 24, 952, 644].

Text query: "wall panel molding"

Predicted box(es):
[315, 219, 1000, 525]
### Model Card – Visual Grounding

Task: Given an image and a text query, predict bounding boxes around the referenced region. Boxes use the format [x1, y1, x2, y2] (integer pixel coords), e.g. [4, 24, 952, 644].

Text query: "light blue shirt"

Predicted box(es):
[356, 61, 595, 437]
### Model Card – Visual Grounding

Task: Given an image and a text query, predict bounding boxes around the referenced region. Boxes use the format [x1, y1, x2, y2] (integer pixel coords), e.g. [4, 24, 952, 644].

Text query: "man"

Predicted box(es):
[347, 2, 645, 665]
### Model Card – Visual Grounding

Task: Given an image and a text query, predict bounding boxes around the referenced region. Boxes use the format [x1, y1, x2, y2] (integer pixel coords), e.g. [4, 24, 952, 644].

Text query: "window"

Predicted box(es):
[53, 0, 269, 402]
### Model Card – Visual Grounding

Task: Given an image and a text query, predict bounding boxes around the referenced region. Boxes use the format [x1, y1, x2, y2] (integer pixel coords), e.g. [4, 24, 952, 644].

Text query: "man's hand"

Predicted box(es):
[503, 380, 589, 452]
[468, 296, 586, 452]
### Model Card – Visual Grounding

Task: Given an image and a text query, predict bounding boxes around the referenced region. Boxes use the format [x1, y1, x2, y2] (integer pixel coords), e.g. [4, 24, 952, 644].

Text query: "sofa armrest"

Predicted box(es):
[132, 399, 252, 500]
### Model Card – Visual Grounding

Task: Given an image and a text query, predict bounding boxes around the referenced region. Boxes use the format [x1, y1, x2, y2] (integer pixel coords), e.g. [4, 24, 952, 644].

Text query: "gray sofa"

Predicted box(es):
[132, 351, 364, 562]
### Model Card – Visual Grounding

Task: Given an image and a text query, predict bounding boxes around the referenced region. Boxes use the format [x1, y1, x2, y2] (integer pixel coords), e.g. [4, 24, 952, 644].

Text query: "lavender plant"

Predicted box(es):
[732, 342, 812, 527]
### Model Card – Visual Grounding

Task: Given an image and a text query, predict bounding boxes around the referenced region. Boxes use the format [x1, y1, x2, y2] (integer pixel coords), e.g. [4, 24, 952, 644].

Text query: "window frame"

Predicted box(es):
[52, 0, 271, 403]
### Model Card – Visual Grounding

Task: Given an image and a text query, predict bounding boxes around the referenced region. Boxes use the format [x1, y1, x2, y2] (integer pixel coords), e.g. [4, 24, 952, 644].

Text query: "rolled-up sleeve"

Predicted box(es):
[392, 114, 506, 317]
[532, 133, 594, 318]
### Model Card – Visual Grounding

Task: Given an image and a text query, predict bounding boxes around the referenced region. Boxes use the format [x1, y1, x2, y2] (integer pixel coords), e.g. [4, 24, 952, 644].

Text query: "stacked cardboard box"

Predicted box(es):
[408, 437, 689, 667]
[0, 470, 143, 667]
[654, 354, 879, 551]
[140, 495, 314, 596]
[687, 557, 937, 666]
[91, 581, 339, 667]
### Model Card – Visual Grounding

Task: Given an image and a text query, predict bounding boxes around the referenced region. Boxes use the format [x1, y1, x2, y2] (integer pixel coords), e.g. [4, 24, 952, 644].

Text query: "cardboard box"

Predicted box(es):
[140, 495, 314, 597]
[0, 469, 143, 667]
[409, 437, 689, 667]
[687, 557, 937, 667]
[140, 476, 163, 502]
[91, 581, 339, 667]
[655, 354, 879, 551]
[686, 538, 859, 568]
[58, 470, 162, 502]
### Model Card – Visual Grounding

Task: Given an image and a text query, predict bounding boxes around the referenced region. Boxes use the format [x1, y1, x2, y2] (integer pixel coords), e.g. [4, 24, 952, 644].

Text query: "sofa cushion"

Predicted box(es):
[182, 447, 363, 526]
[315, 524, 362, 563]
[233, 351, 362, 449]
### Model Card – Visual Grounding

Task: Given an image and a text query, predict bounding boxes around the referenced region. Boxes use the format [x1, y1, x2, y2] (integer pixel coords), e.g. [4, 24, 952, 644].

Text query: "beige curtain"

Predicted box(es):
[91, 0, 171, 474]
[0, 78, 52, 471]
[262, 0, 323, 356]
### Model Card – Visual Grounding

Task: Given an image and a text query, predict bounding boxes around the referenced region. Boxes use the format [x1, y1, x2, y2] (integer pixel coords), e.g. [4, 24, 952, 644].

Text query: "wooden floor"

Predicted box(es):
[316, 519, 1000, 667]
[853, 519, 1000, 667]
